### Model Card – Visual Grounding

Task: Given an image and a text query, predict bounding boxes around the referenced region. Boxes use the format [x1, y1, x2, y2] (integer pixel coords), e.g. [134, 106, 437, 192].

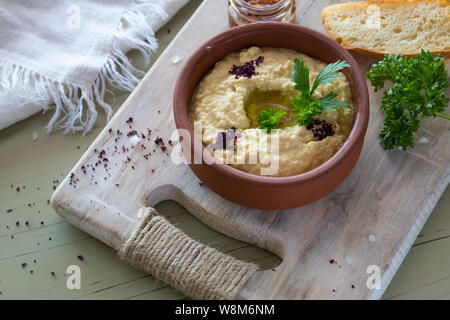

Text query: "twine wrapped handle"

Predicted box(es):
[119, 207, 257, 300]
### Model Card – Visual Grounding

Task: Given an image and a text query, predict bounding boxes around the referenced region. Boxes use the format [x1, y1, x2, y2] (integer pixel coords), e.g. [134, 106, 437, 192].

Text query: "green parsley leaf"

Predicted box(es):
[292, 93, 323, 127]
[291, 60, 351, 127]
[257, 108, 286, 133]
[311, 60, 350, 94]
[291, 58, 310, 94]
[367, 50, 449, 150]
[319, 91, 350, 110]
[318, 91, 338, 101]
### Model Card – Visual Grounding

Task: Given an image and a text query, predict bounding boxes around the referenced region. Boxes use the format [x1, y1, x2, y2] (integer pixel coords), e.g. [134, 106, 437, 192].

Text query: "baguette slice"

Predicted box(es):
[322, 0, 450, 59]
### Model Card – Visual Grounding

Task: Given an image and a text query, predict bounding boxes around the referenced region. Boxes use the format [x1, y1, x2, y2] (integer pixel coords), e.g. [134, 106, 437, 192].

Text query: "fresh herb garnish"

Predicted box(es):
[256, 58, 351, 131]
[367, 50, 449, 150]
[257, 108, 286, 132]
[292, 92, 323, 127]
[291, 59, 351, 127]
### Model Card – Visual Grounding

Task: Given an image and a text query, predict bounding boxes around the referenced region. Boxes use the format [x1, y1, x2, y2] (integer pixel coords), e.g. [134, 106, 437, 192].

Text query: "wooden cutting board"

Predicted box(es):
[51, 0, 450, 299]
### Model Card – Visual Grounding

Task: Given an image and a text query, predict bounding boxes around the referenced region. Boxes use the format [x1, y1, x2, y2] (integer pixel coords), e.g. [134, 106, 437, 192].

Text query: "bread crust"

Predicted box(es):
[321, 0, 450, 59]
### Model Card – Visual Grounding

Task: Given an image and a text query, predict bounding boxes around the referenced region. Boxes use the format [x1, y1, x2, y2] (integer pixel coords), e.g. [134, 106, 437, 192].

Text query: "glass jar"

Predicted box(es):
[228, 0, 296, 27]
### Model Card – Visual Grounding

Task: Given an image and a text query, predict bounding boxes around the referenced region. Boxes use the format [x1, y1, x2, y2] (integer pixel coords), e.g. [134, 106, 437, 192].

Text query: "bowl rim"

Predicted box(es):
[173, 22, 369, 187]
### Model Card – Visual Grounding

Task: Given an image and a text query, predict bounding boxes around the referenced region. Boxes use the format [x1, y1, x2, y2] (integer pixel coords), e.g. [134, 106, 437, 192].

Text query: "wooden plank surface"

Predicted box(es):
[0, 0, 449, 300]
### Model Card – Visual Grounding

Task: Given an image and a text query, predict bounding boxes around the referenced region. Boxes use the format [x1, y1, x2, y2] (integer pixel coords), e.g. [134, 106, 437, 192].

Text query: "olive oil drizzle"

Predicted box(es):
[244, 90, 296, 129]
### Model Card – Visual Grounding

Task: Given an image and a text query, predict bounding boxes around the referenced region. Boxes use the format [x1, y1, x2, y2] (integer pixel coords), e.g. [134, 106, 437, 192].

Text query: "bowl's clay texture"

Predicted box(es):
[173, 22, 369, 210]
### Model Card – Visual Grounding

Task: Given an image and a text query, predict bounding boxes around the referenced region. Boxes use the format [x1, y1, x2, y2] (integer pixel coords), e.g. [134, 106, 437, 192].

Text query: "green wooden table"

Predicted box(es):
[0, 0, 449, 299]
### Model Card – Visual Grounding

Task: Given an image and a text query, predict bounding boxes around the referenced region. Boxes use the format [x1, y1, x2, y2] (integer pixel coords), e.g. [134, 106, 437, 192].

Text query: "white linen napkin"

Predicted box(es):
[0, 0, 190, 133]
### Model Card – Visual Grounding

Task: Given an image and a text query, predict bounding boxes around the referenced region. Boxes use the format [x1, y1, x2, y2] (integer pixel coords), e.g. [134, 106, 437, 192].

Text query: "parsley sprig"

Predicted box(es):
[257, 59, 351, 131]
[257, 108, 286, 133]
[367, 50, 449, 150]
[292, 59, 351, 126]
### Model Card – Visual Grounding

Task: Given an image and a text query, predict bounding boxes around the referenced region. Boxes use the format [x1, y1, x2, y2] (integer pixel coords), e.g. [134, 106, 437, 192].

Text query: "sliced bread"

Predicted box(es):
[322, 0, 450, 59]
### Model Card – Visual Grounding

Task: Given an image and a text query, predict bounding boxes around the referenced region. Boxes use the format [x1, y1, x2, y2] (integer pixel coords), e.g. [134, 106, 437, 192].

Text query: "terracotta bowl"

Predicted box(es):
[173, 22, 369, 210]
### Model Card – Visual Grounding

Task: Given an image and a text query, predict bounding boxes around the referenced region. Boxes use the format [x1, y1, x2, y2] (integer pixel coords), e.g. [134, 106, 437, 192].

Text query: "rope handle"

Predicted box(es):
[119, 207, 257, 300]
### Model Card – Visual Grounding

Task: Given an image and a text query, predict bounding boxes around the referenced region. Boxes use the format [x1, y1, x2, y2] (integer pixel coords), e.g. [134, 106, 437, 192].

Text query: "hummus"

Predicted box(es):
[190, 47, 354, 177]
